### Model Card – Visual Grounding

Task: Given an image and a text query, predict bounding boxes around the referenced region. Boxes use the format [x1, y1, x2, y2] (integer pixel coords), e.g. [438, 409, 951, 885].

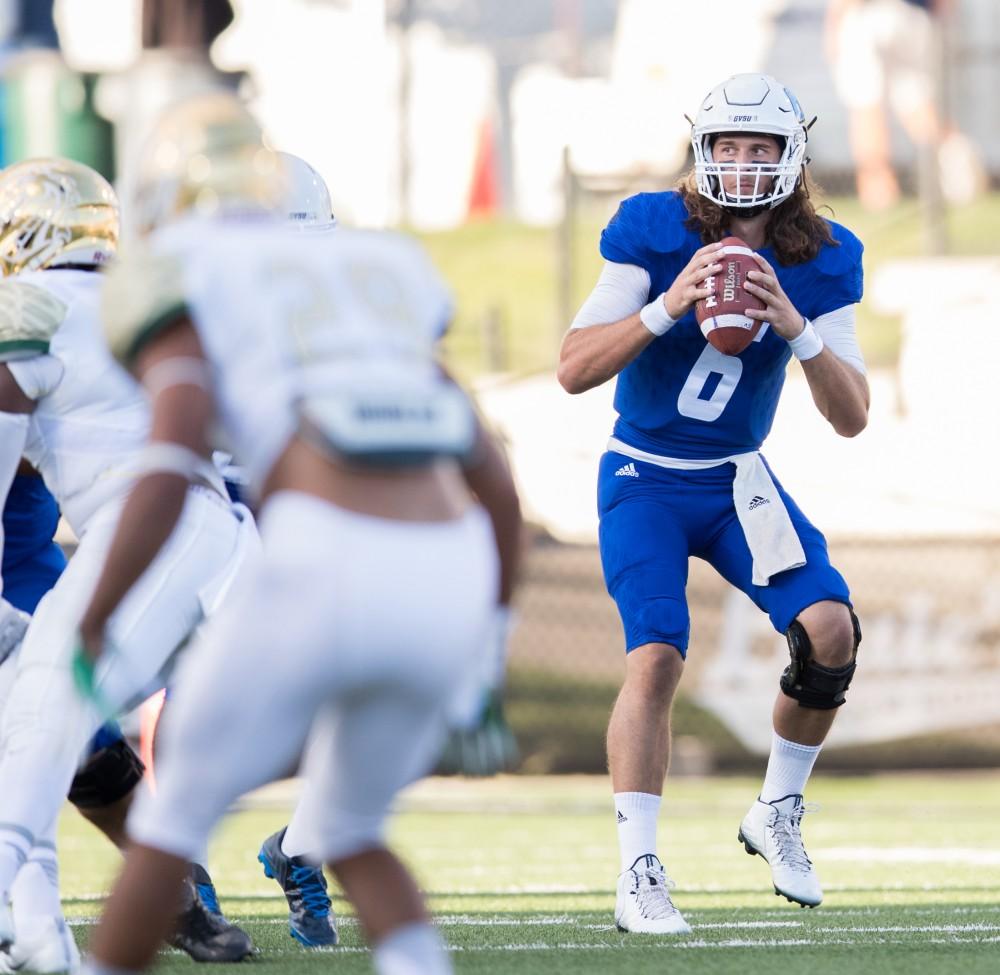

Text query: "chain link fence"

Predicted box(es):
[506, 530, 1000, 774]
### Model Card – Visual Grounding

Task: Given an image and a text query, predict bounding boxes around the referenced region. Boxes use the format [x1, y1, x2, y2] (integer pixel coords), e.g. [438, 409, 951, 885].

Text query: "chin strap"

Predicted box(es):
[723, 202, 771, 219]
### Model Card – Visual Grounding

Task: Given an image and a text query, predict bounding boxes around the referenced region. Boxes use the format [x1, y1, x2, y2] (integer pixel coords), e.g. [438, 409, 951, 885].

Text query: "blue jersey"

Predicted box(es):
[599, 191, 863, 459]
[2, 474, 66, 613]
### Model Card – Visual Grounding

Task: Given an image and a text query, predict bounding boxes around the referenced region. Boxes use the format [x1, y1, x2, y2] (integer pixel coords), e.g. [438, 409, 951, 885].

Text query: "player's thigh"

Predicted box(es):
[704, 487, 851, 637]
[129, 564, 339, 858]
[598, 457, 695, 654]
[136, 494, 498, 856]
[0, 653, 14, 717]
[96, 489, 244, 712]
[297, 688, 449, 863]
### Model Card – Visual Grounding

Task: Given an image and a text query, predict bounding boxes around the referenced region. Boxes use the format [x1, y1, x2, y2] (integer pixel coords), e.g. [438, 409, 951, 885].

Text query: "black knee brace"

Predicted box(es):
[68, 739, 145, 809]
[779, 610, 861, 710]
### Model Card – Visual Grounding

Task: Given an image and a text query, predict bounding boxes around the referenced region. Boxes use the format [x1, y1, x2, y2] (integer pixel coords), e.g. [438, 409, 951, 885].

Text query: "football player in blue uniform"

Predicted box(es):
[558, 73, 869, 932]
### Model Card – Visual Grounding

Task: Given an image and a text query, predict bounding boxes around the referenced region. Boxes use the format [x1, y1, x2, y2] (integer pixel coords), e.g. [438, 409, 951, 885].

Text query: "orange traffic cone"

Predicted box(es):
[468, 115, 499, 219]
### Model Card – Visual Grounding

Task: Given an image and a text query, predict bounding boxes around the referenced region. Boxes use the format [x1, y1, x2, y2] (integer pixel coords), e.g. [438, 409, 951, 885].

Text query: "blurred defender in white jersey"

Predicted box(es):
[250, 152, 517, 950]
[78, 94, 521, 975]
[0, 159, 257, 963]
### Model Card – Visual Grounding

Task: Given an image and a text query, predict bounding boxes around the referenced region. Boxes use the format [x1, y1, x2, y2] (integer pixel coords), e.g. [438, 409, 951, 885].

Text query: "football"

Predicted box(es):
[694, 236, 767, 356]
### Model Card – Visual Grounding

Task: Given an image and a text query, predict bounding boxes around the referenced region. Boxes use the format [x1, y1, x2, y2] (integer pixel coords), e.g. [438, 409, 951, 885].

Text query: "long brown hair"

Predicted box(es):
[676, 169, 836, 266]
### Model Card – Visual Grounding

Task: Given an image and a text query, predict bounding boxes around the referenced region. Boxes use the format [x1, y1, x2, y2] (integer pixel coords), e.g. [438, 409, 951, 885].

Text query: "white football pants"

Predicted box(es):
[129, 490, 497, 864]
[0, 486, 248, 892]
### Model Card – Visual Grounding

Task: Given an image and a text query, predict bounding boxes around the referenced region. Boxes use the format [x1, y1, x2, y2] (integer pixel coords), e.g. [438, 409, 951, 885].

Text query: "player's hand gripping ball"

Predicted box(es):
[694, 237, 767, 355]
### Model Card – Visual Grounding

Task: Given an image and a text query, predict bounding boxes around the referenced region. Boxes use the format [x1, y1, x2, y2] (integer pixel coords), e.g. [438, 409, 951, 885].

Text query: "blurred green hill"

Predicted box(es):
[421, 192, 1000, 380]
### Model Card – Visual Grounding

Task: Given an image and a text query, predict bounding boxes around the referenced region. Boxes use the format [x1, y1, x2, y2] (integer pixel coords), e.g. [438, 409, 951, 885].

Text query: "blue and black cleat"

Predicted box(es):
[193, 863, 224, 917]
[169, 869, 256, 963]
[258, 827, 338, 947]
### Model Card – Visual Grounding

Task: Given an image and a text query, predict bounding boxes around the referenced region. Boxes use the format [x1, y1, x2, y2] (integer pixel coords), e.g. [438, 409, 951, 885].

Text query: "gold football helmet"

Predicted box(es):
[0, 158, 119, 276]
[134, 91, 285, 235]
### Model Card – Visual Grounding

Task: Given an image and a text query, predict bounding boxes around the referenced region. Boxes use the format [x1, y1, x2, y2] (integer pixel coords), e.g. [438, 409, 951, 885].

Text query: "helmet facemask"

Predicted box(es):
[690, 74, 810, 213]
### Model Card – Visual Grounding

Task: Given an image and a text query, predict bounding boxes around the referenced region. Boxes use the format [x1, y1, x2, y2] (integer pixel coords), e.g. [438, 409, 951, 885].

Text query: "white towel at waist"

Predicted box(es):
[606, 436, 806, 586]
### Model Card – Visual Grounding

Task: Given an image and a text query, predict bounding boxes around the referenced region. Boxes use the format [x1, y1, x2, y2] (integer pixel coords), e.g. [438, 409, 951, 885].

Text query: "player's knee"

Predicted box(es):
[780, 607, 861, 710]
[624, 642, 684, 701]
[68, 738, 145, 809]
[798, 602, 857, 668]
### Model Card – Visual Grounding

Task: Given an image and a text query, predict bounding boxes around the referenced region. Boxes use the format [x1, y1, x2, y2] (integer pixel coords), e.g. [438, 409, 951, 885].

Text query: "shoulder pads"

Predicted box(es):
[815, 221, 864, 277]
[603, 191, 690, 263]
[102, 248, 188, 366]
[0, 281, 67, 362]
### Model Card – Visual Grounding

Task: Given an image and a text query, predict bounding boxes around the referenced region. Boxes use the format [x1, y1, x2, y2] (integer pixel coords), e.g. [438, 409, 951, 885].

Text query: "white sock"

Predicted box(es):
[759, 732, 822, 802]
[280, 786, 316, 858]
[11, 854, 61, 922]
[190, 843, 210, 872]
[0, 837, 26, 897]
[614, 792, 661, 872]
[373, 921, 451, 975]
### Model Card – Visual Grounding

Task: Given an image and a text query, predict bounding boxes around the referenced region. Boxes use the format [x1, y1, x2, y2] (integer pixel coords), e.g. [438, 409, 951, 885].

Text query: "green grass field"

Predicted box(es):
[422, 193, 1000, 380]
[58, 772, 1000, 974]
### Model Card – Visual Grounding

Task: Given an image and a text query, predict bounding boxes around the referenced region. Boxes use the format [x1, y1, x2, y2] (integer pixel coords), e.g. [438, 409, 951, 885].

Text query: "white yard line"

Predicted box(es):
[64, 914, 1000, 948]
[219, 935, 1000, 955]
[821, 846, 1000, 865]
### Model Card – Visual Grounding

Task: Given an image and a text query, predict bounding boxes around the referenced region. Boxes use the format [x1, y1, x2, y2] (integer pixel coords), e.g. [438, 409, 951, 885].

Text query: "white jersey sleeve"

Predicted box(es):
[7, 355, 64, 400]
[101, 247, 187, 366]
[0, 280, 67, 361]
[571, 261, 652, 329]
[812, 305, 866, 376]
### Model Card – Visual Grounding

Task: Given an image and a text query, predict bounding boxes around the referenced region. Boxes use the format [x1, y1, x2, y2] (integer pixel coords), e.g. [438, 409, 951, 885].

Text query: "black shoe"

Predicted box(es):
[193, 864, 224, 917]
[258, 828, 338, 947]
[169, 871, 256, 962]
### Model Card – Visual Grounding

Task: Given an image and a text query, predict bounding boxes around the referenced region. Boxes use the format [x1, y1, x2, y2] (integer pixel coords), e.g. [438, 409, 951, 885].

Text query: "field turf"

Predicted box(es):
[59, 772, 1000, 974]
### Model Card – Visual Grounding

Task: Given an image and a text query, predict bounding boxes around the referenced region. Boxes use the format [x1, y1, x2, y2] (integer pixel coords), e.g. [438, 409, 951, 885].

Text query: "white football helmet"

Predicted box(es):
[0, 158, 118, 275]
[133, 91, 285, 236]
[690, 73, 809, 210]
[278, 152, 336, 232]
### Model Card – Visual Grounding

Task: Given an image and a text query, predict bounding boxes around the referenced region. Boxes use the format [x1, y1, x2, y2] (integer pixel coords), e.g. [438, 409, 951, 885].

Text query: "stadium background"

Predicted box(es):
[2, 2, 998, 971]
[1, 4, 998, 777]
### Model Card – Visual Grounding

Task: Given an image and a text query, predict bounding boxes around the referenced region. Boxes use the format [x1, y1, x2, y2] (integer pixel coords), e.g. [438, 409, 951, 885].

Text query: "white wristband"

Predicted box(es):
[134, 441, 206, 480]
[638, 293, 677, 337]
[788, 319, 824, 361]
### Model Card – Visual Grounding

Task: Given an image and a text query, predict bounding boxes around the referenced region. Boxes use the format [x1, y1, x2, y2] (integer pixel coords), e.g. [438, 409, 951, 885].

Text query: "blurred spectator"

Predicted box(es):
[824, 0, 985, 209]
[96, 0, 241, 241]
[141, 0, 234, 49]
[0, 0, 59, 53]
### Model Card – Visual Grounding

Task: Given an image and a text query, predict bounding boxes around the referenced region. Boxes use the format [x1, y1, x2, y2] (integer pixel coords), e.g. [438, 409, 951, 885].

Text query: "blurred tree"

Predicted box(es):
[0, 2, 112, 173]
